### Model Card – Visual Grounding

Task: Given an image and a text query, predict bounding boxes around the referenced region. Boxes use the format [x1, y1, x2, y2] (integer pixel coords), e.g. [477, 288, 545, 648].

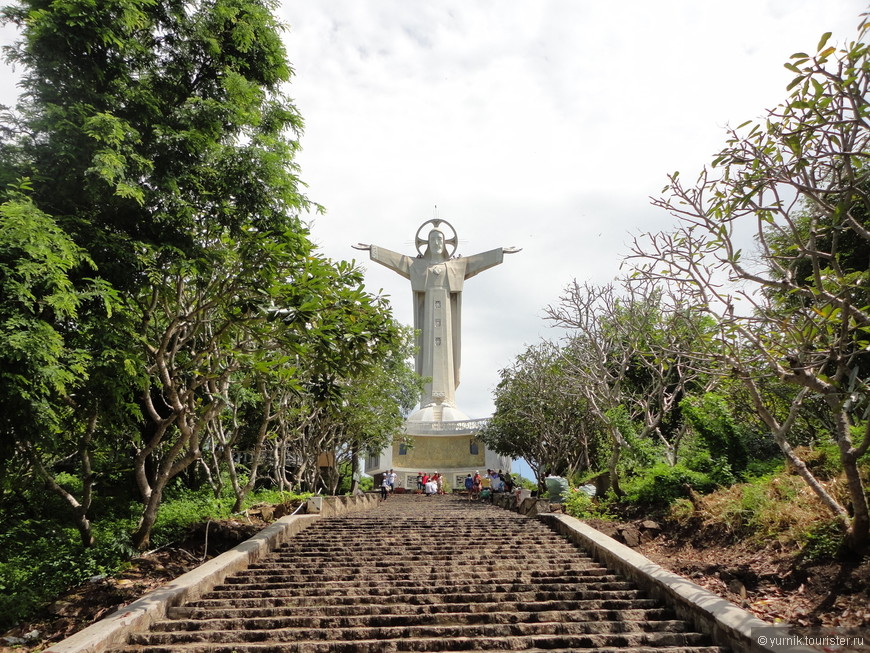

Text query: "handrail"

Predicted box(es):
[403, 418, 489, 435]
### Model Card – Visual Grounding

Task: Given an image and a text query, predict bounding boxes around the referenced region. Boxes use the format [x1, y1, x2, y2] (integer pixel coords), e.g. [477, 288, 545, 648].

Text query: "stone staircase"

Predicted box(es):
[114, 494, 728, 652]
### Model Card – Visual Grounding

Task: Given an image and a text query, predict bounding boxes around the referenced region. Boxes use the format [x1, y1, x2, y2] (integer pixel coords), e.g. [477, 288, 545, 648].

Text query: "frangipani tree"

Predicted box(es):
[630, 22, 870, 551]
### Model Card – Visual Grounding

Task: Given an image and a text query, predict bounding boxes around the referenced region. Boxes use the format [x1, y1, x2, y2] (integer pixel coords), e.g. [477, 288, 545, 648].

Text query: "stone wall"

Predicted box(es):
[490, 491, 556, 517]
[304, 493, 381, 517]
[392, 434, 487, 469]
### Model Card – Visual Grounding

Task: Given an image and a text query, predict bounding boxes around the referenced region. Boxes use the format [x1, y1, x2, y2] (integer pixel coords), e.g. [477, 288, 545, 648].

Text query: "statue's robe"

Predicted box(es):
[369, 246, 504, 411]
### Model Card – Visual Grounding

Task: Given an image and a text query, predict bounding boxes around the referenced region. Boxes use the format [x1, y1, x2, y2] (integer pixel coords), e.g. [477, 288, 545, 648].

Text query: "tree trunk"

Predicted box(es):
[607, 426, 625, 498]
[24, 439, 96, 548]
[132, 487, 163, 550]
[746, 381, 850, 524]
[232, 398, 272, 512]
[832, 408, 870, 552]
[350, 446, 360, 494]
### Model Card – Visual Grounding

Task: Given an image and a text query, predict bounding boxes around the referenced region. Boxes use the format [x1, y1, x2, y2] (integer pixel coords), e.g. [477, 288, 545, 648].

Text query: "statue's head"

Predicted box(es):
[414, 219, 456, 260]
[426, 228, 448, 260]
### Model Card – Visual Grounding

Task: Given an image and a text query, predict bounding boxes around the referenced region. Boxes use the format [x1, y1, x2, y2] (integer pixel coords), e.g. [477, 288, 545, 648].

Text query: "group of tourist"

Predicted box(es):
[380, 468, 515, 500]
[463, 469, 515, 500]
[415, 472, 444, 496]
[379, 469, 398, 500]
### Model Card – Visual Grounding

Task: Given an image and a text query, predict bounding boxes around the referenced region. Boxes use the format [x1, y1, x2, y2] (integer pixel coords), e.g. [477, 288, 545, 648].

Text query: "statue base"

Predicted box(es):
[407, 404, 470, 423]
[364, 416, 511, 493]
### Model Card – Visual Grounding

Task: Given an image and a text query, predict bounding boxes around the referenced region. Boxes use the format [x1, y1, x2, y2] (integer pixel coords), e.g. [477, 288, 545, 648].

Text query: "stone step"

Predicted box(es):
[128, 621, 705, 644]
[268, 546, 589, 558]
[121, 630, 720, 652]
[118, 644, 726, 653]
[234, 563, 607, 579]
[151, 609, 687, 632]
[178, 595, 664, 612]
[248, 557, 594, 571]
[201, 583, 643, 605]
[168, 603, 674, 621]
[274, 542, 579, 553]
[210, 578, 636, 595]
[183, 589, 650, 608]
[258, 547, 591, 558]
[229, 569, 616, 584]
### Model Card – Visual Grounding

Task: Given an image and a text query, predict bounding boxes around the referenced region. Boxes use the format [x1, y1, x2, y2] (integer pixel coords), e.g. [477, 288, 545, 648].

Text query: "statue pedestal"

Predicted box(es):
[407, 404, 470, 423]
[365, 418, 511, 492]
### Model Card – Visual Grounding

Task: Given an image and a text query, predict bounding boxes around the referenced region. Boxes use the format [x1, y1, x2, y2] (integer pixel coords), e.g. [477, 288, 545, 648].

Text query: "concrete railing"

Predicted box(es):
[305, 492, 381, 516]
[538, 513, 806, 653]
[403, 418, 489, 435]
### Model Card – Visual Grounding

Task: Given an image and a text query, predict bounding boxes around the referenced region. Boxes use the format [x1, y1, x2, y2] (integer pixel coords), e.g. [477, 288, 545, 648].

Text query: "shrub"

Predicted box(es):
[623, 463, 716, 506]
[562, 487, 614, 520]
[792, 444, 841, 481]
[0, 479, 311, 628]
[0, 520, 135, 629]
[743, 457, 785, 479]
[681, 393, 749, 475]
[800, 519, 845, 561]
[682, 449, 737, 486]
[677, 471, 832, 546]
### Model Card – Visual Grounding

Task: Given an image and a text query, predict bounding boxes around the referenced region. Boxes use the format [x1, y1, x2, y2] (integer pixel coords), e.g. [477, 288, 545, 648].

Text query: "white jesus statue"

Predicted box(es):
[354, 219, 519, 423]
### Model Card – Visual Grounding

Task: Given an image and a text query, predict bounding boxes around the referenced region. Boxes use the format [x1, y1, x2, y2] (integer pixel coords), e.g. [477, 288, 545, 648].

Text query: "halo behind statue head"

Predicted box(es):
[415, 219, 458, 257]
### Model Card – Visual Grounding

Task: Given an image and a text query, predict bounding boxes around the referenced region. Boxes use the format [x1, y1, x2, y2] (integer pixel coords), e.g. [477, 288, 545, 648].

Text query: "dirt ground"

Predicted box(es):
[1, 510, 868, 651]
[585, 517, 870, 630]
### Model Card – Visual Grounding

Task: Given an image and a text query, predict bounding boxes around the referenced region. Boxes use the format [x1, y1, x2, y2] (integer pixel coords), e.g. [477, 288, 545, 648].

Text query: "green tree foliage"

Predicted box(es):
[480, 341, 602, 492]
[545, 280, 711, 495]
[0, 192, 117, 547]
[0, 0, 416, 553]
[1, 0, 306, 280]
[681, 393, 749, 478]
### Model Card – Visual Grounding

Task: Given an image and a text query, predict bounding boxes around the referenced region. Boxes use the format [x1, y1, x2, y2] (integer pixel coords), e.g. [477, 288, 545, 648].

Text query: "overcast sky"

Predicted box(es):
[274, 1, 867, 420]
[1, 1, 867, 423]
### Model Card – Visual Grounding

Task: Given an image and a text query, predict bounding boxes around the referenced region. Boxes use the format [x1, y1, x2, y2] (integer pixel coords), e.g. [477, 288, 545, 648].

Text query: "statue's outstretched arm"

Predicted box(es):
[463, 247, 513, 280]
[353, 243, 412, 279]
[503, 246, 522, 254]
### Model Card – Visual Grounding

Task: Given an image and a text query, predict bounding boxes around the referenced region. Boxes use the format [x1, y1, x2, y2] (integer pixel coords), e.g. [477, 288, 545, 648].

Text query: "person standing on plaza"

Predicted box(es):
[472, 471, 482, 500]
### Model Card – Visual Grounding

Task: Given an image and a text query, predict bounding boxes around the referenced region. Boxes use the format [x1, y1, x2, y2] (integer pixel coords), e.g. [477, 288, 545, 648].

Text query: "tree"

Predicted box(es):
[0, 0, 334, 549]
[545, 279, 709, 495]
[630, 21, 870, 551]
[0, 191, 115, 547]
[480, 341, 600, 492]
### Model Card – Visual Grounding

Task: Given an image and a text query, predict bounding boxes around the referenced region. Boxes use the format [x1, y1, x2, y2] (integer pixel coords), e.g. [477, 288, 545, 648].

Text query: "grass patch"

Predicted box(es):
[666, 468, 842, 552]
